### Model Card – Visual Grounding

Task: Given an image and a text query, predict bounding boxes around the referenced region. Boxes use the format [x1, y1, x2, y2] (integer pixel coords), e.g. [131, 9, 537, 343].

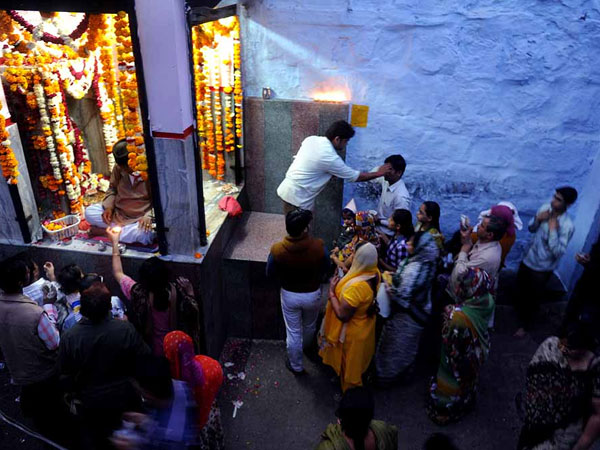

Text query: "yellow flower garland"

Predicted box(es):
[191, 16, 243, 180]
[0, 114, 19, 184]
[115, 11, 147, 179]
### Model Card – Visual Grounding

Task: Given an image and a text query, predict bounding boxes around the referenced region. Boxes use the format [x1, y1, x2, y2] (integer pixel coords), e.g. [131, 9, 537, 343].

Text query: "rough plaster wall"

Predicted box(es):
[240, 0, 600, 273]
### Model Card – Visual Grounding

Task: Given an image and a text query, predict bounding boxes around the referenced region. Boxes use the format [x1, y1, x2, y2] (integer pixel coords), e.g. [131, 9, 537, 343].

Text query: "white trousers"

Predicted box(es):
[280, 287, 322, 371]
[84, 203, 155, 245]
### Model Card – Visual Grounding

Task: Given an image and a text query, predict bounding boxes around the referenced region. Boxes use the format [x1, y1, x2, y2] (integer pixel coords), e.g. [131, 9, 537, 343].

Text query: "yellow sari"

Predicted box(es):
[319, 243, 380, 392]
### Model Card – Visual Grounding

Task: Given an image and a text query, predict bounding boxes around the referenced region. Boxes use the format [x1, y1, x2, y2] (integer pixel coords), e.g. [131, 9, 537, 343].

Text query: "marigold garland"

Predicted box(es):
[115, 11, 147, 179]
[0, 114, 19, 184]
[191, 16, 243, 181]
[0, 11, 146, 219]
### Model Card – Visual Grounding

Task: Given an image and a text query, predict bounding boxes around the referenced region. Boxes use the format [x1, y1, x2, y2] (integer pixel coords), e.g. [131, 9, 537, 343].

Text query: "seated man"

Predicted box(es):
[85, 139, 154, 245]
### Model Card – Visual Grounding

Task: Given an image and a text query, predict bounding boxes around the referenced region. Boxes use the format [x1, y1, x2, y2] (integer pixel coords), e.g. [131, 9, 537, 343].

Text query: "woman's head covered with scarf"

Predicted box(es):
[354, 211, 379, 246]
[448, 267, 494, 304]
[408, 231, 439, 264]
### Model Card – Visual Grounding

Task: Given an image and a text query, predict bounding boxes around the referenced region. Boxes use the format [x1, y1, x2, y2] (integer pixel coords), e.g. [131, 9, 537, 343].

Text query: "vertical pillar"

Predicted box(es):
[0, 83, 42, 244]
[557, 150, 600, 293]
[134, 0, 202, 255]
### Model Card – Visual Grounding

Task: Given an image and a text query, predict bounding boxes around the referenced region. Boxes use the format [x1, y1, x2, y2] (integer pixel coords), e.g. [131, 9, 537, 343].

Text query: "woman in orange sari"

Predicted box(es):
[319, 242, 381, 392]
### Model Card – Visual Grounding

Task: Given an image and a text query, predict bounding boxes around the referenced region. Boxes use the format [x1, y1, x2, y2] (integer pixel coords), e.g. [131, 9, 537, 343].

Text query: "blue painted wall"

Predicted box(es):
[240, 0, 600, 276]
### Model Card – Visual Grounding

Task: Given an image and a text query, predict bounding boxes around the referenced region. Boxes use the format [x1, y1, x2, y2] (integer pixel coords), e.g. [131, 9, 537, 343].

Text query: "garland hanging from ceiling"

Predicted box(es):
[0, 10, 146, 217]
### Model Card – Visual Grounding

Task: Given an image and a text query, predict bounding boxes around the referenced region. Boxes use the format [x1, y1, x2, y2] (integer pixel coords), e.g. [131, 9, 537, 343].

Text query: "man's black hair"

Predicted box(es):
[384, 154, 406, 174]
[486, 215, 508, 242]
[342, 208, 356, 218]
[0, 257, 29, 294]
[112, 139, 129, 166]
[286, 209, 313, 237]
[57, 264, 84, 295]
[556, 186, 578, 206]
[325, 120, 355, 142]
[80, 281, 111, 323]
[135, 355, 174, 401]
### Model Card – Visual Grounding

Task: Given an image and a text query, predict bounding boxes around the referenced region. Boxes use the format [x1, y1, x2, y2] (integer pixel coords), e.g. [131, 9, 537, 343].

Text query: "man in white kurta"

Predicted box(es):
[277, 120, 390, 212]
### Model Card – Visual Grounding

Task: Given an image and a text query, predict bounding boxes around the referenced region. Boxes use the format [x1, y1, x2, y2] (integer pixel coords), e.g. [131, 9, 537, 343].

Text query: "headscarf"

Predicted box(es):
[335, 242, 380, 299]
[446, 268, 495, 351]
[477, 201, 523, 236]
[163, 331, 223, 429]
[491, 205, 516, 237]
[163, 331, 204, 387]
[323, 243, 380, 346]
[338, 211, 379, 261]
[390, 232, 439, 308]
[406, 231, 439, 264]
[354, 211, 379, 246]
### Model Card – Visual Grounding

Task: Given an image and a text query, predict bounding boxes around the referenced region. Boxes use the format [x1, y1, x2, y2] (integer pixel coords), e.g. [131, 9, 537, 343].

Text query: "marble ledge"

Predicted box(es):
[223, 211, 286, 263]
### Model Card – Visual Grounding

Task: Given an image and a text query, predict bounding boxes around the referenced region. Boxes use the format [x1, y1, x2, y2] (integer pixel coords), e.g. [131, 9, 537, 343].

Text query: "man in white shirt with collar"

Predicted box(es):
[277, 120, 391, 212]
[372, 154, 411, 237]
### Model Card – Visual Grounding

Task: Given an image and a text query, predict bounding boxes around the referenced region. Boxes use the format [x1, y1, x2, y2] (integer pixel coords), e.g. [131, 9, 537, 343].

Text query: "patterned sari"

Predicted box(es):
[375, 232, 439, 383]
[426, 268, 495, 424]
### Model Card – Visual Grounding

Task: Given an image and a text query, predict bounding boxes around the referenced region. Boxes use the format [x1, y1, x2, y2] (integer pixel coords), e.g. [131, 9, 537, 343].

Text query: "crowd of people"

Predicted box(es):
[0, 226, 224, 449]
[269, 120, 600, 449]
[0, 118, 599, 449]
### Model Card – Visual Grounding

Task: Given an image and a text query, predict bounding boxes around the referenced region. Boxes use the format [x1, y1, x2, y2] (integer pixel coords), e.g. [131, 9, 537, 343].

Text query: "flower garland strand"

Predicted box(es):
[191, 26, 208, 170]
[192, 16, 243, 180]
[115, 11, 147, 179]
[7, 11, 89, 48]
[0, 113, 19, 184]
[42, 70, 83, 213]
[233, 18, 243, 146]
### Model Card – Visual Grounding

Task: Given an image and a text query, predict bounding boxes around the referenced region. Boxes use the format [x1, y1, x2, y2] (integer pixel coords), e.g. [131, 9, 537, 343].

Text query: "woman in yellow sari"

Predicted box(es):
[319, 242, 381, 392]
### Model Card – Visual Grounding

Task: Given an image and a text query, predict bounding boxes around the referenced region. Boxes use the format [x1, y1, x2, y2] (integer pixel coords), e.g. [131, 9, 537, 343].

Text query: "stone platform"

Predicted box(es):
[222, 211, 287, 340]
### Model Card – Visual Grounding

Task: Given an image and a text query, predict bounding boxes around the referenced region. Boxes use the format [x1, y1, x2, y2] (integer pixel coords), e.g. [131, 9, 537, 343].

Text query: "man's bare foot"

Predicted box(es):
[513, 328, 527, 338]
[89, 225, 106, 237]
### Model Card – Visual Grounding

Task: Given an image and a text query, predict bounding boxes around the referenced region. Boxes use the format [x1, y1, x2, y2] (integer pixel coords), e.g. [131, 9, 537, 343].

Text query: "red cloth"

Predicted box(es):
[163, 331, 223, 428]
[218, 196, 243, 217]
[491, 205, 516, 237]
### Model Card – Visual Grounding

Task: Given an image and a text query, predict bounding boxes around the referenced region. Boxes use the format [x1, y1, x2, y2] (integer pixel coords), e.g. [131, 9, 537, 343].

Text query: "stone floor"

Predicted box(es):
[2, 302, 599, 449]
[216, 305, 550, 450]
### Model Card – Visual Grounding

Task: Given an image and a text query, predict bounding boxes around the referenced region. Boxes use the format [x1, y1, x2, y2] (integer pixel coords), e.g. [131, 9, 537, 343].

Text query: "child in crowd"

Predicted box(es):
[378, 209, 414, 272]
[331, 211, 380, 275]
[333, 207, 356, 250]
[415, 201, 445, 250]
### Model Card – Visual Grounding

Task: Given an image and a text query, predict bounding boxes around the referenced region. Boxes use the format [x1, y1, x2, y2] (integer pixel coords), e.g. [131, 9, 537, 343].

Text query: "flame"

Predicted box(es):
[311, 88, 350, 103]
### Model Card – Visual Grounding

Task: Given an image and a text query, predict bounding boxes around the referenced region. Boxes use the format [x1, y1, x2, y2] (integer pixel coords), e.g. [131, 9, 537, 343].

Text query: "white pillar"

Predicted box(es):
[134, 0, 195, 134]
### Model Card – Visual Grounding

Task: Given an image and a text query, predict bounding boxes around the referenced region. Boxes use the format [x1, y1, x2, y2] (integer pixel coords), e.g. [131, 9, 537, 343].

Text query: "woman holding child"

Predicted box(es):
[375, 231, 439, 386]
[320, 243, 381, 392]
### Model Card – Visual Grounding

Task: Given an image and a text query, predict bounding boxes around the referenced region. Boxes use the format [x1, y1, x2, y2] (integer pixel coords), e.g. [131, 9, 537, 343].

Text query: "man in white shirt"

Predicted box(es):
[277, 120, 391, 212]
[451, 214, 508, 286]
[372, 154, 411, 236]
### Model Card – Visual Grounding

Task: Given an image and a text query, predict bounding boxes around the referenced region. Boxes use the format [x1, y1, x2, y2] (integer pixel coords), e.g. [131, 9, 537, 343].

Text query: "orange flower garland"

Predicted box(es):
[192, 26, 208, 169]
[115, 11, 147, 180]
[191, 16, 243, 181]
[0, 114, 19, 184]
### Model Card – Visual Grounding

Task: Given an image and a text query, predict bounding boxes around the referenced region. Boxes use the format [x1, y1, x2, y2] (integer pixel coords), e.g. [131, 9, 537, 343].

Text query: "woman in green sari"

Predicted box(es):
[316, 387, 397, 450]
[426, 267, 495, 425]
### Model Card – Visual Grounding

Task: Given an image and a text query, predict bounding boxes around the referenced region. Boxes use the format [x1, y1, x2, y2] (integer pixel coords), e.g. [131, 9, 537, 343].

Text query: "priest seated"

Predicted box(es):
[84, 139, 154, 245]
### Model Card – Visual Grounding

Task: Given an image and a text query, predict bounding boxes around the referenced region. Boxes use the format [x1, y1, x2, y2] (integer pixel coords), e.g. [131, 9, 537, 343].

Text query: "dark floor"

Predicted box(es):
[1, 296, 599, 449]
[216, 304, 568, 450]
